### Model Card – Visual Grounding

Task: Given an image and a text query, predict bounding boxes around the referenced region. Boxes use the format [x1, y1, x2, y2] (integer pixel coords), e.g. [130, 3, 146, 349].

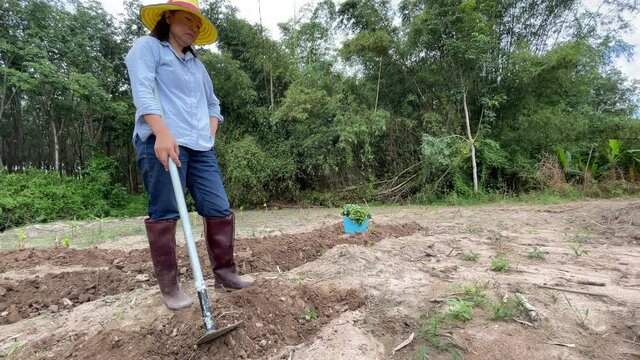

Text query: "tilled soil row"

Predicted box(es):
[22, 280, 365, 360]
[0, 222, 423, 323]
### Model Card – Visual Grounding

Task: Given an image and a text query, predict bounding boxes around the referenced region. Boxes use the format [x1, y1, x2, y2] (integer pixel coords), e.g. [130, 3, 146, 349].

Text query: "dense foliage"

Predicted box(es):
[0, 0, 638, 229]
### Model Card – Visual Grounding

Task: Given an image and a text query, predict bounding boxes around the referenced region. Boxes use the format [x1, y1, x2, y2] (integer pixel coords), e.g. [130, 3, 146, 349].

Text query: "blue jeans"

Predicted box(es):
[135, 134, 231, 221]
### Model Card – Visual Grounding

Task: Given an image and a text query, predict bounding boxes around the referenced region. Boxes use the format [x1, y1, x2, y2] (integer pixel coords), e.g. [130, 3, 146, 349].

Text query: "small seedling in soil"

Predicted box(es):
[112, 308, 124, 321]
[491, 255, 510, 272]
[489, 298, 524, 321]
[416, 345, 430, 360]
[544, 290, 561, 304]
[62, 237, 71, 247]
[446, 300, 474, 322]
[7, 342, 25, 357]
[463, 226, 482, 235]
[569, 243, 588, 257]
[460, 252, 479, 262]
[18, 229, 26, 249]
[297, 273, 307, 281]
[449, 283, 489, 306]
[299, 308, 318, 321]
[542, 322, 558, 338]
[417, 314, 445, 349]
[527, 247, 548, 259]
[563, 294, 589, 328]
[568, 232, 591, 244]
[416, 313, 465, 359]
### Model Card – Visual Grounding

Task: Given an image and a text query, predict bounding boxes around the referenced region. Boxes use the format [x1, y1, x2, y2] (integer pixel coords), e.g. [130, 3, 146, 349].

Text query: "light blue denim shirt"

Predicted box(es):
[125, 36, 223, 151]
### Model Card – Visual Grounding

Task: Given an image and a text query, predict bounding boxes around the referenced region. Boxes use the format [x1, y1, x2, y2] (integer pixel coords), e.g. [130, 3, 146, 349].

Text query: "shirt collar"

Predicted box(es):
[159, 40, 195, 61]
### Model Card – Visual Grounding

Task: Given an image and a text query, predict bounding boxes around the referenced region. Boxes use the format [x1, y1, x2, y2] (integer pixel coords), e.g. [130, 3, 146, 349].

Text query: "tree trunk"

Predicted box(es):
[51, 119, 60, 174]
[374, 55, 382, 112]
[0, 87, 18, 169]
[270, 66, 274, 111]
[462, 88, 478, 193]
[11, 91, 23, 171]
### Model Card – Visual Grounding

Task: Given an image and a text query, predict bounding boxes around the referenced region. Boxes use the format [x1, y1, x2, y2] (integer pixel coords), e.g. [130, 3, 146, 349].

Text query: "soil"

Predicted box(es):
[1, 199, 639, 359]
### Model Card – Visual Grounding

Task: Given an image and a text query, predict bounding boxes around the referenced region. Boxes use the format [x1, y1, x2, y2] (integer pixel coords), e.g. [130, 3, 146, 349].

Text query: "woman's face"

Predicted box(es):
[165, 10, 202, 47]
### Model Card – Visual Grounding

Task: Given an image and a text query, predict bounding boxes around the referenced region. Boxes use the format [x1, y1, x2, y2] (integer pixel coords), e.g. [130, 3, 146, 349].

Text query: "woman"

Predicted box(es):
[125, 0, 252, 311]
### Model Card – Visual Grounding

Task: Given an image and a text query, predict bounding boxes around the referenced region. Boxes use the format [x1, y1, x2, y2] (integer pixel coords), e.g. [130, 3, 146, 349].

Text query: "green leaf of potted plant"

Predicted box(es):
[340, 204, 372, 234]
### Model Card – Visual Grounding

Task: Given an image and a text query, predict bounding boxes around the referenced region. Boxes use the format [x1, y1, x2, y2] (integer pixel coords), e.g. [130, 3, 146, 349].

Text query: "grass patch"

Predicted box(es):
[7, 342, 25, 357]
[460, 252, 480, 262]
[491, 254, 510, 272]
[448, 283, 489, 306]
[489, 298, 525, 321]
[563, 294, 590, 328]
[0, 218, 145, 251]
[527, 247, 548, 259]
[544, 289, 561, 303]
[299, 308, 318, 321]
[415, 282, 497, 359]
[569, 243, 589, 257]
[446, 299, 474, 322]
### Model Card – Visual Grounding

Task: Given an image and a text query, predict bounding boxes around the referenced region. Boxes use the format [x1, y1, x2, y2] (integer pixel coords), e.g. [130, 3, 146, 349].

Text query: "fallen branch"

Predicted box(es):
[537, 284, 608, 298]
[512, 318, 534, 327]
[391, 332, 415, 355]
[618, 337, 640, 347]
[618, 352, 640, 358]
[515, 293, 541, 328]
[544, 341, 576, 348]
[429, 298, 454, 303]
[576, 280, 606, 287]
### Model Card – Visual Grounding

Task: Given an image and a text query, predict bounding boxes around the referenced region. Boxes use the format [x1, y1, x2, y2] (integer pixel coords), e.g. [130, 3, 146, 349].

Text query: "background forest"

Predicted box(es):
[0, 0, 639, 230]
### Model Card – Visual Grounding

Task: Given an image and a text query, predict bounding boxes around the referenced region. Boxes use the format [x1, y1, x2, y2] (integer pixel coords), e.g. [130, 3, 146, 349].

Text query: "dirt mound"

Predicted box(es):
[28, 280, 364, 360]
[0, 268, 152, 324]
[233, 222, 424, 273]
[0, 247, 124, 272]
[0, 222, 423, 324]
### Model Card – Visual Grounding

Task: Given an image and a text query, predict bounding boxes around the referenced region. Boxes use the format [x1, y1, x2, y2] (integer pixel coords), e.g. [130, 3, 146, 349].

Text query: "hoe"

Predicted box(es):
[168, 158, 241, 345]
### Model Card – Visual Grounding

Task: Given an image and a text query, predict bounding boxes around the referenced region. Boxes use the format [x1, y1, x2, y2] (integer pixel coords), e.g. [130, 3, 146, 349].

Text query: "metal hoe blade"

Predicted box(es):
[168, 158, 240, 346]
[196, 321, 243, 345]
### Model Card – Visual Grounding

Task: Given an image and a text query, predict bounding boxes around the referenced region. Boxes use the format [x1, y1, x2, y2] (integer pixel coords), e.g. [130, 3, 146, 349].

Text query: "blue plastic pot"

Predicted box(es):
[343, 216, 369, 234]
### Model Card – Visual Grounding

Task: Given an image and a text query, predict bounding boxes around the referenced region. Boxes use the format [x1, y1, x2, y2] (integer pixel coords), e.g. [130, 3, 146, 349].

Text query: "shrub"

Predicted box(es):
[0, 155, 144, 231]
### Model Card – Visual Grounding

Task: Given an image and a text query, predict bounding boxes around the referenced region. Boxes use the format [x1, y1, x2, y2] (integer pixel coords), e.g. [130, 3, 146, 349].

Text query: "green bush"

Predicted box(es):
[219, 136, 298, 208]
[0, 155, 145, 231]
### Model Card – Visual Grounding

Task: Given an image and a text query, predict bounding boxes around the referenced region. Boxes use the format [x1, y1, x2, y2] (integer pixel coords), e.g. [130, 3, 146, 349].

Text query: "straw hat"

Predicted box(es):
[140, 0, 218, 45]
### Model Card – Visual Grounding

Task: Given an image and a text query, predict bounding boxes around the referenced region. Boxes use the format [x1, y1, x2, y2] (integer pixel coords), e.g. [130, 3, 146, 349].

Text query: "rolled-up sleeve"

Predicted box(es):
[203, 67, 224, 122]
[125, 37, 162, 119]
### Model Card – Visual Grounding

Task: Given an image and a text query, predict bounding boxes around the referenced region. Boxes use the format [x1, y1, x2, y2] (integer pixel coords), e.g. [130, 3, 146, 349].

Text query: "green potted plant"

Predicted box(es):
[340, 204, 372, 234]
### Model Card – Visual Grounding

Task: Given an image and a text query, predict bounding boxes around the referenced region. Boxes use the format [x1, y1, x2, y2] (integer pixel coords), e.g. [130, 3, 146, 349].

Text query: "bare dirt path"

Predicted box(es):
[0, 199, 638, 359]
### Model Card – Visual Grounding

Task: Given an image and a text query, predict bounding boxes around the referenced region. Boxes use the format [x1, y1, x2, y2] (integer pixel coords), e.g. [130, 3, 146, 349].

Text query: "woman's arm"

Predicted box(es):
[126, 37, 180, 170]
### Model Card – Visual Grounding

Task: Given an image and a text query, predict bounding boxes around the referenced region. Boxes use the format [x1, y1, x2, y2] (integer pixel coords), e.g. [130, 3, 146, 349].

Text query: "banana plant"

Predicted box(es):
[597, 139, 640, 180]
[556, 148, 596, 178]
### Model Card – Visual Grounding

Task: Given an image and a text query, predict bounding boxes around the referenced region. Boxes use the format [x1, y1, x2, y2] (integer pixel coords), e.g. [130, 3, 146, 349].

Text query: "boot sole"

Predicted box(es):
[163, 302, 193, 311]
